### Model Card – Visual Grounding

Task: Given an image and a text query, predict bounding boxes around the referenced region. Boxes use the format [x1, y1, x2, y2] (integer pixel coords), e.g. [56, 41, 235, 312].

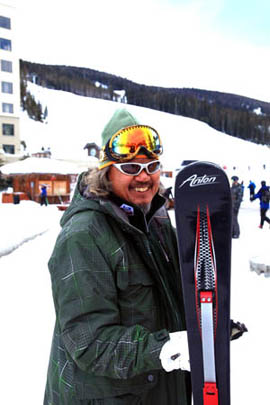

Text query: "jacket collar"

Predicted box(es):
[108, 192, 167, 233]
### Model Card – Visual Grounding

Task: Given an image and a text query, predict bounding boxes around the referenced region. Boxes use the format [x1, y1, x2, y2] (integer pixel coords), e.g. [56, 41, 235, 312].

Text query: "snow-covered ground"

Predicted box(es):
[0, 197, 269, 404]
[0, 203, 62, 405]
[1, 86, 270, 404]
[0, 200, 62, 257]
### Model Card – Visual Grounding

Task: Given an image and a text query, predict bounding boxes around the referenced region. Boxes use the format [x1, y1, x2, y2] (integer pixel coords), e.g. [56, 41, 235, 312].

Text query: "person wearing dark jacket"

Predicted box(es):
[44, 109, 246, 405]
[231, 176, 243, 238]
[44, 109, 191, 405]
[163, 186, 174, 210]
[251, 180, 270, 228]
[40, 185, 48, 206]
[248, 180, 256, 199]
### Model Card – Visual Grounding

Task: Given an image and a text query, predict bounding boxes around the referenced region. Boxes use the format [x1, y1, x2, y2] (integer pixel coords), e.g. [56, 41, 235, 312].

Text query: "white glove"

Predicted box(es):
[159, 331, 190, 372]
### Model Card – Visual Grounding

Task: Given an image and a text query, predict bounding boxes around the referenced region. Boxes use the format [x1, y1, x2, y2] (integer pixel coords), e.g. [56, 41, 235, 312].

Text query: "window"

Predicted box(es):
[2, 123, 14, 135]
[3, 144, 14, 154]
[2, 102, 13, 113]
[1, 60, 12, 72]
[1, 81, 13, 94]
[53, 181, 67, 195]
[38, 181, 52, 195]
[90, 147, 98, 157]
[0, 38, 11, 51]
[0, 16, 11, 29]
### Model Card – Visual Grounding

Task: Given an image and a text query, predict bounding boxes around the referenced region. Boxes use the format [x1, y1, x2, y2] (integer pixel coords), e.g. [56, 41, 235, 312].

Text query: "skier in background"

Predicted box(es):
[248, 180, 256, 199]
[231, 176, 243, 238]
[163, 186, 174, 209]
[251, 180, 270, 228]
[241, 180, 244, 198]
[163, 186, 173, 200]
[40, 184, 48, 206]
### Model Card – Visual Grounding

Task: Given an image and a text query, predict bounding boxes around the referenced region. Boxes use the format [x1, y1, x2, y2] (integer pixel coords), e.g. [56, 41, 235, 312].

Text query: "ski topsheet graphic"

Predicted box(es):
[174, 161, 232, 405]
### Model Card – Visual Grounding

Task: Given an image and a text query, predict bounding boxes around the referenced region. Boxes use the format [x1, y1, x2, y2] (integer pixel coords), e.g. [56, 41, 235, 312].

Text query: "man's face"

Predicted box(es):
[108, 157, 160, 207]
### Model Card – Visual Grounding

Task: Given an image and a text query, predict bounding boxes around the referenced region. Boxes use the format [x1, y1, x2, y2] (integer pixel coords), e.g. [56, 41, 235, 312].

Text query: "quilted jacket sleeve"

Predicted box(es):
[49, 227, 169, 380]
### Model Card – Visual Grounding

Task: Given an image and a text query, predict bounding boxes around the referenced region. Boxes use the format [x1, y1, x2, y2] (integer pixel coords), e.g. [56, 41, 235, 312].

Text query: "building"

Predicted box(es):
[1, 157, 81, 204]
[31, 147, 52, 158]
[83, 142, 101, 158]
[0, 1, 20, 162]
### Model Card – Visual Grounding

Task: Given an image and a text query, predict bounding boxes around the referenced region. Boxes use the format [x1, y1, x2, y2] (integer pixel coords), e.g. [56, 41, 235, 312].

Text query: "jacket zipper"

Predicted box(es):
[144, 237, 181, 330]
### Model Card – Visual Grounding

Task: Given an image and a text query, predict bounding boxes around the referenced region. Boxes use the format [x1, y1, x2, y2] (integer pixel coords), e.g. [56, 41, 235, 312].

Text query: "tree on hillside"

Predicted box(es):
[20, 74, 45, 122]
[19, 59, 270, 146]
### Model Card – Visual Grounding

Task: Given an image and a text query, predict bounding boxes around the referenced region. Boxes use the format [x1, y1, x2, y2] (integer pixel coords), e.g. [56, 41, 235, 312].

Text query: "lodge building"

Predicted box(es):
[0, 1, 20, 160]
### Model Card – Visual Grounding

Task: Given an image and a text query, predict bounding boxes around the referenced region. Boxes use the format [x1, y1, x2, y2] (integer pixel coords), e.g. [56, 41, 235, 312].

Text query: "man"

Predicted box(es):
[247, 180, 256, 199]
[44, 109, 191, 405]
[40, 184, 48, 206]
[231, 175, 243, 238]
[251, 180, 270, 228]
[163, 186, 174, 209]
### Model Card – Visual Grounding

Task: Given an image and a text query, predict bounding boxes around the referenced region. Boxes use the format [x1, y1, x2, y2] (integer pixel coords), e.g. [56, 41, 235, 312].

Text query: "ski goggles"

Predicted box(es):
[113, 160, 161, 176]
[104, 125, 163, 162]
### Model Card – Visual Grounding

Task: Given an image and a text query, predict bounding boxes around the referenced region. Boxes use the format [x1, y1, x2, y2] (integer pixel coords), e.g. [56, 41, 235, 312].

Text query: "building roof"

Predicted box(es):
[84, 142, 100, 150]
[0, 157, 82, 175]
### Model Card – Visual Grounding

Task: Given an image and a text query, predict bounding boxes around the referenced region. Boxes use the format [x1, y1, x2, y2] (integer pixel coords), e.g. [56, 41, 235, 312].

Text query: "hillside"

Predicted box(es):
[20, 60, 270, 146]
[16, 82, 269, 182]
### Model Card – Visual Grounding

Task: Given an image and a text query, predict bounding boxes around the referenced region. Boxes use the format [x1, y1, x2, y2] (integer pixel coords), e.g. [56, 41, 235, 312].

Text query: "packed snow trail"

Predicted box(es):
[0, 201, 61, 257]
[0, 209, 61, 405]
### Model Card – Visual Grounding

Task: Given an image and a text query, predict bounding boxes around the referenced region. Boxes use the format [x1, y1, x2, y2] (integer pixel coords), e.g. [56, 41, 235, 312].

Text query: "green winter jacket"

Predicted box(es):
[44, 179, 191, 405]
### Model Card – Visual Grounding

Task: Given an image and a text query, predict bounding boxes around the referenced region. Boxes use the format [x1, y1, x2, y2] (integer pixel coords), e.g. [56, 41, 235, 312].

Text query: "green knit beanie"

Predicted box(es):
[99, 109, 140, 169]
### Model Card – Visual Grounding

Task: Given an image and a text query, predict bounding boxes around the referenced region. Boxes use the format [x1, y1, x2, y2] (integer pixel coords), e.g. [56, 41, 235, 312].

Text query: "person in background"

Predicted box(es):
[40, 184, 48, 206]
[240, 180, 244, 198]
[231, 176, 243, 238]
[163, 186, 174, 210]
[251, 180, 270, 229]
[44, 109, 191, 405]
[163, 186, 173, 200]
[248, 180, 256, 199]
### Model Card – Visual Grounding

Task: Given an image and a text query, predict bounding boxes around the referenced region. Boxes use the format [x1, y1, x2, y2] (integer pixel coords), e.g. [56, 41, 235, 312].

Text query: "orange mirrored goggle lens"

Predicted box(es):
[108, 125, 163, 159]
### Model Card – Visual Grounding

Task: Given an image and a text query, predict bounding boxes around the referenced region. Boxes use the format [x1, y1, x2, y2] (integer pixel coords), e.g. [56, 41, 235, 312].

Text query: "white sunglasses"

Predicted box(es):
[113, 160, 161, 176]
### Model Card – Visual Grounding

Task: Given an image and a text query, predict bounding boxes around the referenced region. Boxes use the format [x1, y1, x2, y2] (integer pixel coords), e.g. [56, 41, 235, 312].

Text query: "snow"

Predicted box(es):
[0, 156, 83, 174]
[1, 86, 270, 404]
[1, 196, 269, 404]
[21, 82, 270, 180]
[0, 200, 61, 257]
[253, 107, 263, 115]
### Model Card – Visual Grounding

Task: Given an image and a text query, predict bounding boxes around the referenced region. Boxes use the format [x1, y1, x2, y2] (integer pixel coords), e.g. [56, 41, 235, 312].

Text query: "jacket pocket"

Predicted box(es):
[116, 269, 157, 331]
[116, 268, 154, 291]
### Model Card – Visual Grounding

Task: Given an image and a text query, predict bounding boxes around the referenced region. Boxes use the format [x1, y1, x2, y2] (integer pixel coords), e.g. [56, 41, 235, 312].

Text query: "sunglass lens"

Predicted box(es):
[121, 163, 141, 175]
[116, 161, 160, 175]
[148, 161, 160, 173]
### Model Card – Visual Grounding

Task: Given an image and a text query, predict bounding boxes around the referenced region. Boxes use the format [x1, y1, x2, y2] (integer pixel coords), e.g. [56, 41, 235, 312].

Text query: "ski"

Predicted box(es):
[174, 161, 232, 405]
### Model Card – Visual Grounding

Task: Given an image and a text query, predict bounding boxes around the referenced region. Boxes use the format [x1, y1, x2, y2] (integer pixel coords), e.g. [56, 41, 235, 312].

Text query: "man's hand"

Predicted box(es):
[230, 320, 248, 341]
[159, 331, 190, 372]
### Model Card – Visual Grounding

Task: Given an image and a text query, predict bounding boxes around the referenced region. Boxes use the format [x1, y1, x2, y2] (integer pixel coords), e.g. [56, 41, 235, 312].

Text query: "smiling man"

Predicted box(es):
[44, 109, 191, 405]
[108, 158, 161, 211]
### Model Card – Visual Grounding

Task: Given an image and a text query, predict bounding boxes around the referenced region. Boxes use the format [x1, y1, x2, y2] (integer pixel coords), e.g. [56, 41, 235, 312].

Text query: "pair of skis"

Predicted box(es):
[174, 161, 232, 405]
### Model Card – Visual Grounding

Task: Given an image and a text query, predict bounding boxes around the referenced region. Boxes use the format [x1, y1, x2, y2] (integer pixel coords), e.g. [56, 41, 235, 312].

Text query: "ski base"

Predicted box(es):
[174, 161, 232, 405]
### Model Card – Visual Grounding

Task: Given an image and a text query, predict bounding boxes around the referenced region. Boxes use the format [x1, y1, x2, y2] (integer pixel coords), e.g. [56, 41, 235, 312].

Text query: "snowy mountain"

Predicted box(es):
[19, 82, 270, 187]
[20, 60, 270, 145]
